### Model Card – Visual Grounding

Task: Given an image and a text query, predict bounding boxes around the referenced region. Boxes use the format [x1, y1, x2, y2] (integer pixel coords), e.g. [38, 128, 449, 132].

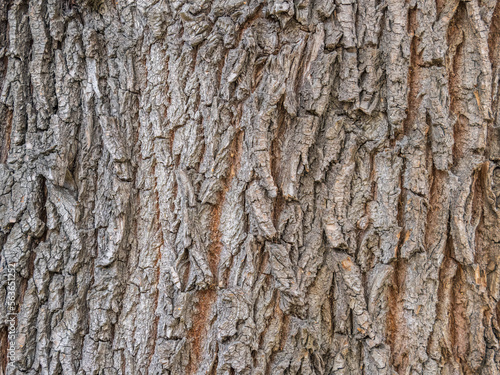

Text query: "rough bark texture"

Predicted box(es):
[1, 0, 500, 374]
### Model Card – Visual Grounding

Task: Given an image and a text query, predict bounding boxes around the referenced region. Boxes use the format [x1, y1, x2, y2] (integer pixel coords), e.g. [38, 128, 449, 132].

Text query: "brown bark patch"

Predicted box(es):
[0, 107, 12, 163]
[432, 236, 458, 361]
[401, 5, 422, 140]
[488, 1, 500, 131]
[447, 2, 466, 117]
[450, 264, 470, 363]
[270, 103, 286, 191]
[0, 327, 7, 374]
[386, 258, 408, 373]
[471, 165, 486, 268]
[425, 169, 447, 247]
[435, 0, 446, 18]
[452, 114, 468, 165]
[271, 103, 287, 228]
[488, 0, 500, 71]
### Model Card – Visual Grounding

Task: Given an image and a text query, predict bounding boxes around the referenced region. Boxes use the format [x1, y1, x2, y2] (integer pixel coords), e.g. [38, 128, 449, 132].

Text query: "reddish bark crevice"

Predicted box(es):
[187, 127, 244, 374]
[208, 203, 223, 280]
[186, 288, 217, 375]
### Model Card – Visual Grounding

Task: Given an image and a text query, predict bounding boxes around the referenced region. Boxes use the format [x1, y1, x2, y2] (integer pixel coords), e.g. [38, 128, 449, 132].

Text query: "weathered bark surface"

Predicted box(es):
[1, 0, 500, 374]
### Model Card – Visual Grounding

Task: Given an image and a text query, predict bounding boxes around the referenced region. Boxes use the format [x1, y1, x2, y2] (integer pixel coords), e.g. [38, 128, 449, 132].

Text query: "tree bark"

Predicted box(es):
[1, 0, 500, 374]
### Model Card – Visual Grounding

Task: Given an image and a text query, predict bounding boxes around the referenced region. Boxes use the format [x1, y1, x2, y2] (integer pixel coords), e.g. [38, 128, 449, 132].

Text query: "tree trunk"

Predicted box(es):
[1, 0, 500, 374]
